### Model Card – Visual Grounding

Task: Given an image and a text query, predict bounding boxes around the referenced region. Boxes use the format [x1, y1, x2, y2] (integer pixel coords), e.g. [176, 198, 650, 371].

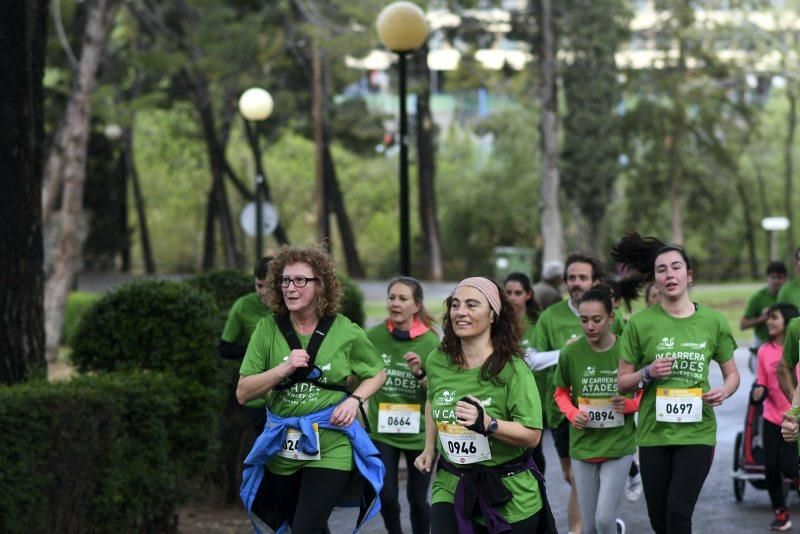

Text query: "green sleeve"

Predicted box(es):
[611, 314, 625, 335]
[347, 323, 384, 379]
[552, 349, 570, 389]
[713, 314, 737, 364]
[506, 359, 543, 429]
[743, 291, 762, 319]
[784, 319, 800, 369]
[619, 318, 641, 366]
[778, 284, 789, 304]
[530, 316, 551, 351]
[239, 318, 271, 376]
[221, 300, 244, 343]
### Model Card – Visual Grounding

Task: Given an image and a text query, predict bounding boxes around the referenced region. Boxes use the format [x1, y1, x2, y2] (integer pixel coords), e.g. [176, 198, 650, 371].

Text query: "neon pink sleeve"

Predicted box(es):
[622, 388, 642, 414]
[554, 386, 580, 422]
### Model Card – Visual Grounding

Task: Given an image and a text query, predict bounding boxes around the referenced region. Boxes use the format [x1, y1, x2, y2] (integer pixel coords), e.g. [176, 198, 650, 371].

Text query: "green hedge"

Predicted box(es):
[339, 274, 365, 326]
[0, 372, 218, 534]
[62, 291, 100, 346]
[186, 269, 253, 320]
[70, 279, 222, 387]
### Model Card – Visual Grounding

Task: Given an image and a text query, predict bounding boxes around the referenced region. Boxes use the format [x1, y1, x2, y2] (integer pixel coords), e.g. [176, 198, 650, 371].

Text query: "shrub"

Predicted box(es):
[0, 372, 216, 534]
[62, 291, 100, 346]
[185, 269, 253, 319]
[339, 274, 365, 326]
[70, 279, 222, 387]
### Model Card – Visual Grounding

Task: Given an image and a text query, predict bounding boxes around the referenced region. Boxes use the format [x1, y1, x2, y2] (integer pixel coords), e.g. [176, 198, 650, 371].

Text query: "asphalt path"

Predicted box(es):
[329, 346, 791, 533]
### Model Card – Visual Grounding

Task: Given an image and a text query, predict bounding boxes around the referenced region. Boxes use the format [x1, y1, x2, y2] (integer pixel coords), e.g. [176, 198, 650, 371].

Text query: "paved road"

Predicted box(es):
[328, 346, 790, 533]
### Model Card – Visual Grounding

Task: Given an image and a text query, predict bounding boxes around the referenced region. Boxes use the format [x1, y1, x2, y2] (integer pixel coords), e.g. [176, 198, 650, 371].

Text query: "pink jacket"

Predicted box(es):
[756, 341, 798, 426]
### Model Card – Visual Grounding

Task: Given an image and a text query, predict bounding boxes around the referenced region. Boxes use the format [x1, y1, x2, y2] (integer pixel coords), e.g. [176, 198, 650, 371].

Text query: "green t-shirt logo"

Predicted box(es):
[657, 337, 675, 350]
[381, 353, 392, 366]
[436, 390, 457, 406]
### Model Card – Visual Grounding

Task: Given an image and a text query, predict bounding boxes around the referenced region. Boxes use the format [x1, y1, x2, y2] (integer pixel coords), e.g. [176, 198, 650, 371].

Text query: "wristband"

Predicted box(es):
[641, 365, 652, 384]
[414, 369, 427, 380]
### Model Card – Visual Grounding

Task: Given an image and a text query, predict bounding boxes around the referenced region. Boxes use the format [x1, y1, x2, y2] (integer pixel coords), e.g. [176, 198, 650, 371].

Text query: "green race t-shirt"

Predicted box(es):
[743, 286, 777, 343]
[521, 316, 549, 425]
[240, 314, 383, 474]
[426, 351, 543, 524]
[781, 317, 800, 369]
[778, 279, 800, 309]
[366, 324, 440, 450]
[553, 337, 636, 461]
[531, 300, 584, 428]
[221, 292, 270, 344]
[619, 303, 736, 447]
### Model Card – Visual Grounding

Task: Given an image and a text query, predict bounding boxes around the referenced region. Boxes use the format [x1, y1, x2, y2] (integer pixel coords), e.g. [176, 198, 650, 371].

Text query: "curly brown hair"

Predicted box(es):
[265, 244, 342, 317]
[440, 279, 524, 384]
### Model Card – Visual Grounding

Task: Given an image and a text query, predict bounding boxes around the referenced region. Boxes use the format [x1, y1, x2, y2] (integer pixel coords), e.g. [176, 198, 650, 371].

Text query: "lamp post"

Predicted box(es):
[238, 87, 274, 262]
[377, 1, 429, 276]
[762, 216, 791, 260]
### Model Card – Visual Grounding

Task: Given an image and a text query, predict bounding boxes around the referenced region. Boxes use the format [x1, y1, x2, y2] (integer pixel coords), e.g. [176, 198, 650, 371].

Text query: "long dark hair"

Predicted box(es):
[610, 231, 692, 281]
[579, 285, 614, 314]
[503, 272, 540, 321]
[606, 275, 644, 314]
[440, 279, 524, 384]
[768, 303, 800, 341]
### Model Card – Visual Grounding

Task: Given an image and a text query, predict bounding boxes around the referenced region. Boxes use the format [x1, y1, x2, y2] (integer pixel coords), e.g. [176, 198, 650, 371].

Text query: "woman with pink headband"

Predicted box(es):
[414, 277, 555, 533]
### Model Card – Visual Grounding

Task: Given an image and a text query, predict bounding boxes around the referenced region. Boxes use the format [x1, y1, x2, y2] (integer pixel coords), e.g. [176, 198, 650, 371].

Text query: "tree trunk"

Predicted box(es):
[0, 0, 48, 384]
[324, 144, 365, 278]
[183, 69, 243, 269]
[784, 88, 797, 260]
[202, 186, 217, 270]
[416, 45, 444, 281]
[312, 41, 331, 246]
[44, 0, 122, 363]
[122, 124, 156, 273]
[754, 162, 771, 262]
[537, 0, 564, 264]
[733, 171, 759, 278]
[116, 142, 131, 272]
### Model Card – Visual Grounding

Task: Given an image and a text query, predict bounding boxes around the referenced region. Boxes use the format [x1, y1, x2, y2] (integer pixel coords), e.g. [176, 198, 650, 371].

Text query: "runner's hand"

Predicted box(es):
[611, 395, 627, 414]
[330, 397, 360, 427]
[404, 352, 422, 374]
[455, 395, 487, 428]
[280, 349, 310, 377]
[648, 357, 675, 379]
[701, 387, 727, 406]
[572, 410, 589, 430]
[414, 448, 435, 473]
[782, 412, 800, 442]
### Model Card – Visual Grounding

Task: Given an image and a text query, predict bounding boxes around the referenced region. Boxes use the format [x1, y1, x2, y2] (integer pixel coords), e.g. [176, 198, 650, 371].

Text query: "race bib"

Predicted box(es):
[578, 397, 623, 428]
[378, 403, 421, 434]
[277, 424, 322, 460]
[437, 422, 492, 464]
[656, 388, 702, 423]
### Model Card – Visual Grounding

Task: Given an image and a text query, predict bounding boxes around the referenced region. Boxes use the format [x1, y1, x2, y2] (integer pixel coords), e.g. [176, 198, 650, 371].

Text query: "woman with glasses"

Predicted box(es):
[366, 276, 440, 534]
[237, 244, 387, 533]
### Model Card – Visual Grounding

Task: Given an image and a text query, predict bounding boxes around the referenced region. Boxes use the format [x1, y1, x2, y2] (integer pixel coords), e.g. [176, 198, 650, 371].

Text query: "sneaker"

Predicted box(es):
[771, 508, 792, 531]
[616, 518, 626, 534]
[625, 472, 643, 502]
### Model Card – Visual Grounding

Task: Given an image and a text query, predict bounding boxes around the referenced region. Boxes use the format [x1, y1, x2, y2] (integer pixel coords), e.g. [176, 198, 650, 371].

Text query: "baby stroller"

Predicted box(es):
[732, 385, 797, 501]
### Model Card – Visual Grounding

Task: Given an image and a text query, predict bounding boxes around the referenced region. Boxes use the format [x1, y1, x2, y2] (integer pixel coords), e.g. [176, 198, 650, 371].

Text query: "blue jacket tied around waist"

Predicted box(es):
[240, 402, 385, 533]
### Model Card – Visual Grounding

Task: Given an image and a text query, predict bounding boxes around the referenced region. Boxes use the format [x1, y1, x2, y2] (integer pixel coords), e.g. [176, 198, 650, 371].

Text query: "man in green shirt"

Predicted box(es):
[741, 261, 787, 368]
[777, 248, 800, 308]
[219, 256, 272, 431]
[525, 252, 604, 534]
[779, 316, 800, 401]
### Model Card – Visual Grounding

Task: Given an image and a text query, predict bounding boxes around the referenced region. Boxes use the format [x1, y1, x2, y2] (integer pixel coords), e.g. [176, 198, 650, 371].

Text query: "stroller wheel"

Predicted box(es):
[733, 431, 745, 501]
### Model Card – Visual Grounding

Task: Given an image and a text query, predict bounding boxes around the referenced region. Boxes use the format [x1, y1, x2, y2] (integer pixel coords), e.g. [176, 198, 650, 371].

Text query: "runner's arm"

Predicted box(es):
[236, 349, 310, 404]
[524, 347, 560, 371]
[617, 359, 644, 393]
[779, 360, 797, 402]
[414, 401, 438, 473]
[702, 358, 739, 406]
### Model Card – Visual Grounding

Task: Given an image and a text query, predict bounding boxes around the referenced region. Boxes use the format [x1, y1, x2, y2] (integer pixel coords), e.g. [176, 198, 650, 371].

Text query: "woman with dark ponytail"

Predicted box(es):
[613, 232, 740, 534]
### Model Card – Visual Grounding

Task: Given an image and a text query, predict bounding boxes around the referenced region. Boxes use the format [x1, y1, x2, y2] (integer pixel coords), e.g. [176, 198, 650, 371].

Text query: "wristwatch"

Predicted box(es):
[486, 417, 499, 435]
[349, 394, 365, 405]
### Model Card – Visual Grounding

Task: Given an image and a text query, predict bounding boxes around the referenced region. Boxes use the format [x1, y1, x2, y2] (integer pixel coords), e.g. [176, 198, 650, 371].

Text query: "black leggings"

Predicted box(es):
[639, 445, 714, 534]
[373, 440, 432, 534]
[266, 467, 351, 533]
[763, 418, 799, 509]
[431, 502, 540, 533]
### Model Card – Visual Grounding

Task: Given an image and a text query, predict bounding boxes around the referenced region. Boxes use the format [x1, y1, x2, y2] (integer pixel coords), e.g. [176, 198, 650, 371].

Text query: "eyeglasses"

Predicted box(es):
[280, 276, 318, 288]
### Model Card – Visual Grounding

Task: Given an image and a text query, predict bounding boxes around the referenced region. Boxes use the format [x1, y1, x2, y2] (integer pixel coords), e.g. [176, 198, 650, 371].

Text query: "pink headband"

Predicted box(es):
[452, 277, 502, 315]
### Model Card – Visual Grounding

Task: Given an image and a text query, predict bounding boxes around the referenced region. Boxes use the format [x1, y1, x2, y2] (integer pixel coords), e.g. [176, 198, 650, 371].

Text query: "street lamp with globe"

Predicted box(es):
[376, 1, 429, 276]
[238, 87, 276, 262]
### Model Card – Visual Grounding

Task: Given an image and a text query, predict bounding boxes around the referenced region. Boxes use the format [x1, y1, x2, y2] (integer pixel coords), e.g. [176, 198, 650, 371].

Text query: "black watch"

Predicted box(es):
[486, 417, 499, 435]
